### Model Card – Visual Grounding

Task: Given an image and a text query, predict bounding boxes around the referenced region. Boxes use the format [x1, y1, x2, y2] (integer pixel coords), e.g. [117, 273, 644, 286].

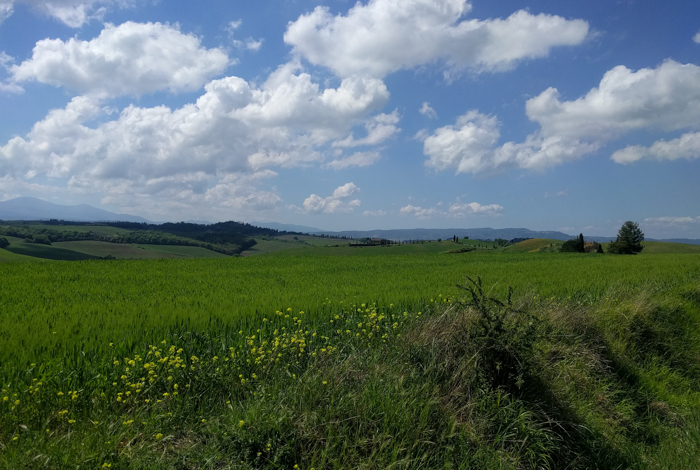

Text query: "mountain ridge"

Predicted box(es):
[0, 197, 150, 223]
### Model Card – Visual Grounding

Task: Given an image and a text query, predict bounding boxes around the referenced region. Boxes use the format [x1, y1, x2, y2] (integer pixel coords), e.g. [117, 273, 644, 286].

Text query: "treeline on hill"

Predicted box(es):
[0, 219, 296, 255]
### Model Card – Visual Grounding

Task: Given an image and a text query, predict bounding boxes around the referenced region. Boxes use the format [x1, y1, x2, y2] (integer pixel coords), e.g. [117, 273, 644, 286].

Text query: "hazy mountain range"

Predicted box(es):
[0, 197, 150, 223]
[1, 197, 698, 245]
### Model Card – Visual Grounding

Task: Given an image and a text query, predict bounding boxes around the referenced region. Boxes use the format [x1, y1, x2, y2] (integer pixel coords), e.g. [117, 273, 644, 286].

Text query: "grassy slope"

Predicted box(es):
[133, 244, 229, 258]
[53, 241, 167, 259]
[0, 248, 41, 262]
[2, 236, 99, 261]
[504, 238, 563, 253]
[53, 241, 228, 259]
[264, 239, 501, 257]
[641, 240, 700, 254]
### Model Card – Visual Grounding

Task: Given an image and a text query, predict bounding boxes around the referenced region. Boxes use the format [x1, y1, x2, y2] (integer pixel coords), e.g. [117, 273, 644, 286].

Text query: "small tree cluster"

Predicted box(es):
[0, 237, 9, 249]
[560, 233, 585, 253]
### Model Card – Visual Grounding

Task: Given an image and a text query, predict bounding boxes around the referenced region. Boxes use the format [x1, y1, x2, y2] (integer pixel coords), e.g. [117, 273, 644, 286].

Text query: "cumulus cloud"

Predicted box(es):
[0, 1, 12, 23]
[0, 61, 390, 216]
[4, 0, 134, 27]
[363, 209, 387, 216]
[332, 111, 399, 148]
[10, 22, 230, 97]
[324, 151, 381, 170]
[612, 131, 700, 164]
[423, 60, 700, 173]
[400, 200, 503, 219]
[303, 182, 361, 214]
[694, 31, 700, 44]
[423, 110, 503, 174]
[284, 0, 589, 78]
[419, 102, 437, 119]
[227, 19, 264, 52]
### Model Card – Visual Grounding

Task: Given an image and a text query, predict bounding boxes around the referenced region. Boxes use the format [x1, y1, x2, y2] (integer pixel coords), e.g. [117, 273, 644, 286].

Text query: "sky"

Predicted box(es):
[0, 0, 699, 238]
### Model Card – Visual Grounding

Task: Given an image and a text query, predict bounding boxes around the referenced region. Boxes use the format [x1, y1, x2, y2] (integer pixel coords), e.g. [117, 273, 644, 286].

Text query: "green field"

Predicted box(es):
[2, 238, 100, 261]
[2, 250, 700, 469]
[640, 240, 700, 254]
[2, 252, 699, 367]
[504, 238, 563, 252]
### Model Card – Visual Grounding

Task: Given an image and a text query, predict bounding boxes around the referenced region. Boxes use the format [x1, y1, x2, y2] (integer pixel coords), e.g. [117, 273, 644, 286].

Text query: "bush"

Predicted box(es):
[456, 276, 539, 390]
[0, 237, 8, 249]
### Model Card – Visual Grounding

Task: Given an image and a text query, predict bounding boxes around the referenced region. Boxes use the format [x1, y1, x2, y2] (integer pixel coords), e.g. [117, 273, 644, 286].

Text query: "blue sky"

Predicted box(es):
[0, 0, 699, 238]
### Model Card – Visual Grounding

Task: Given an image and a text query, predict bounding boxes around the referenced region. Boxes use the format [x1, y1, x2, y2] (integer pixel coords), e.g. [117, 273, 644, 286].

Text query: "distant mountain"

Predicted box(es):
[251, 221, 323, 234]
[648, 238, 700, 245]
[0, 197, 150, 223]
[314, 227, 698, 245]
[316, 227, 577, 241]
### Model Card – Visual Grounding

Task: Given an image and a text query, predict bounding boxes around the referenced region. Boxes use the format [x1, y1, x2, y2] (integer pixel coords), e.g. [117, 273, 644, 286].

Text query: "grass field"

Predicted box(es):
[2, 248, 700, 468]
[3, 238, 100, 261]
[504, 238, 563, 252]
[0, 247, 42, 262]
[640, 240, 700, 254]
[132, 244, 230, 258]
[52, 241, 167, 259]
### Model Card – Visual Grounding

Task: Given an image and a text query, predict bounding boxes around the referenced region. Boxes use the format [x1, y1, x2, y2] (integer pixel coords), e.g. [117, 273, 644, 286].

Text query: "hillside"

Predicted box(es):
[504, 238, 563, 253]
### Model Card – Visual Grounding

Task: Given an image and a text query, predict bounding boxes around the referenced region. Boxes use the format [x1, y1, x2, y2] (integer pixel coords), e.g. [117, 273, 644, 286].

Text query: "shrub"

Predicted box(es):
[456, 276, 539, 390]
[0, 236, 8, 249]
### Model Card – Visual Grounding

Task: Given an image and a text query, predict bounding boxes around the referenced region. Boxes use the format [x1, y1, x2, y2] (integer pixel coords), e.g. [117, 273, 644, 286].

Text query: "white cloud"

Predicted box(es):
[243, 39, 263, 51]
[423, 111, 504, 174]
[227, 19, 242, 31]
[544, 189, 568, 198]
[324, 151, 381, 170]
[10, 22, 230, 97]
[227, 19, 264, 52]
[419, 102, 437, 119]
[0, 1, 13, 23]
[363, 209, 387, 216]
[284, 0, 589, 78]
[333, 111, 399, 148]
[303, 182, 361, 214]
[423, 60, 700, 173]
[643, 216, 700, 226]
[0, 62, 390, 217]
[612, 131, 700, 164]
[694, 31, 700, 44]
[5, 0, 134, 28]
[400, 200, 503, 219]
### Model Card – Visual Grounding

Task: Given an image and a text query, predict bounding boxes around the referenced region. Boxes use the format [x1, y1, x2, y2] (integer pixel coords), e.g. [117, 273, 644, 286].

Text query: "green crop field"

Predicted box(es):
[504, 238, 563, 252]
[2, 250, 700, 469]
[2, 252, 699, 368]
[132, 244, 230, 258]
[639, 240, 700, 254]
[53, 241, 172, 259]
[2, 238, 100, 261]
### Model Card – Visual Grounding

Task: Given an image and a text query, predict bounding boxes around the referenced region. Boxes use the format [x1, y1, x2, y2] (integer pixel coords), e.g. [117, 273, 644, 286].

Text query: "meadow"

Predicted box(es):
[1, 249, 700, 468]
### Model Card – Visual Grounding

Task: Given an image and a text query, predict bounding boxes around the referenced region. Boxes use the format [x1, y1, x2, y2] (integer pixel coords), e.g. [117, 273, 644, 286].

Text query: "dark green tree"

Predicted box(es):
[608, 221, 644, 254]
[560, 240, 580, 252]
[0, 237, 8, 249]
[577, 233, 585, 252]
